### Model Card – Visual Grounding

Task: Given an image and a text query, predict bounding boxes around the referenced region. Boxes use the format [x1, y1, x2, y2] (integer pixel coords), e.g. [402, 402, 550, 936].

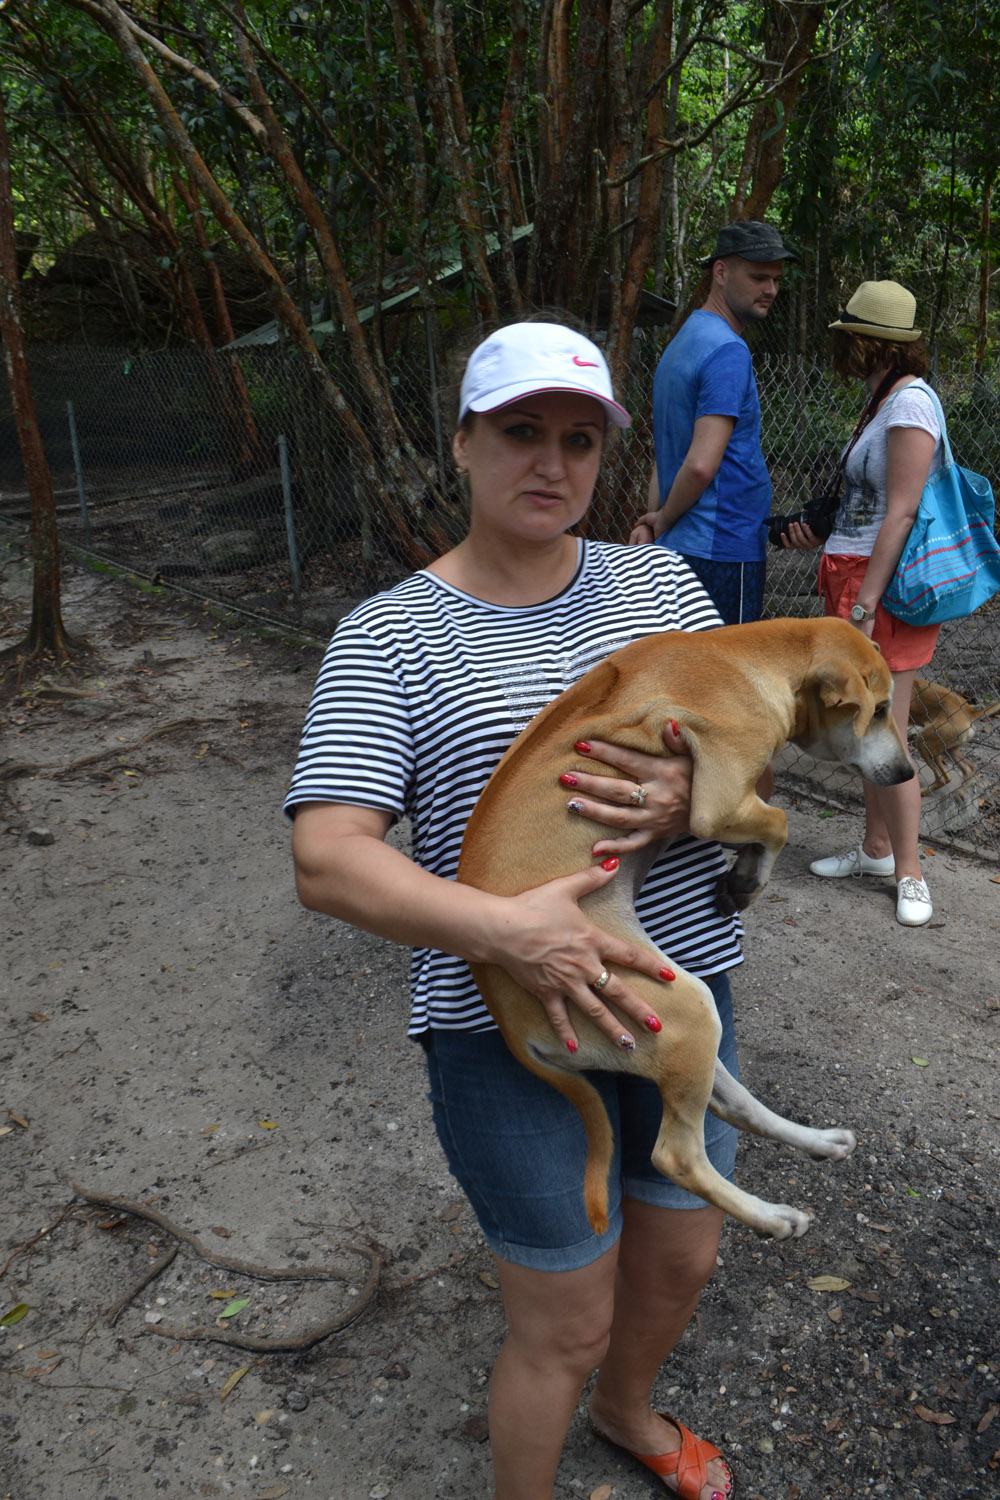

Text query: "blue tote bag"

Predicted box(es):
[882, 387, 1000, 626]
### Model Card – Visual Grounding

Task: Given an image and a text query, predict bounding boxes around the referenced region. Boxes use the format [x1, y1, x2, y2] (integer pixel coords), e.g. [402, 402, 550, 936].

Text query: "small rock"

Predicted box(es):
[285, 1390, 309, 1411]
[26, 828, 56, 846]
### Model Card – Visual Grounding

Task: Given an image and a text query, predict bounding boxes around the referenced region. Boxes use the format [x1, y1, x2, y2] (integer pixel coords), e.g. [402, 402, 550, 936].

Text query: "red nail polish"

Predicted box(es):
[659, 967, 676, 982]
[600, 856, 619, 871]
[670, 720, 680, 736]
[566, 1038, 578, 1055]
[574, 740, 591, 754]
[559, 773, 578, 787]
[644, 1015, 662, 1033]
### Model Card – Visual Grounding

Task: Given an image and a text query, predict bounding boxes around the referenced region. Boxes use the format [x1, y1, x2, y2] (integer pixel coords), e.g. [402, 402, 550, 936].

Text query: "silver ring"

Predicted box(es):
[591, 969, 610, 991]
[629, 785, 648, 807]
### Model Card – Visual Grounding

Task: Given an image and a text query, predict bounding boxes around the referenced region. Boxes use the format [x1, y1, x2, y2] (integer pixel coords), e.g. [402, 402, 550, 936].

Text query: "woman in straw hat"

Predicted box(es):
[782, 280, 943, 926]
[287, 320, 736, 1499]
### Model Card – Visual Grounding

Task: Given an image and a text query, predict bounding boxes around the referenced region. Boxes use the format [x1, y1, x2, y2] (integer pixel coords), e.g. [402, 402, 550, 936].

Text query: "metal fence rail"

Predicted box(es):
[1, 338, 997, 859]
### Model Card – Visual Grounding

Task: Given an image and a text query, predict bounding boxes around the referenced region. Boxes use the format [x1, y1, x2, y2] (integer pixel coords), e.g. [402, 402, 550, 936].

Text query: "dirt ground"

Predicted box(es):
[1, 535, 998, 1500]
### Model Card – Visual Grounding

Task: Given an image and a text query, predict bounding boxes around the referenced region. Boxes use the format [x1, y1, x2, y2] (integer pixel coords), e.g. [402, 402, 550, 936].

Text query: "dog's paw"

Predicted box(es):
[805, 1127, 857, 1162]
[756, 1204, 813, 1240]
[714, 872, 757, 916]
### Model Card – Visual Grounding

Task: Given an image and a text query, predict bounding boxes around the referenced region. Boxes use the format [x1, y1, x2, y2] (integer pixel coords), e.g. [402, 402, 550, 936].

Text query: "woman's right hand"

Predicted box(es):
[781, 518, 824, 550]
[483, 859, 672, 1055]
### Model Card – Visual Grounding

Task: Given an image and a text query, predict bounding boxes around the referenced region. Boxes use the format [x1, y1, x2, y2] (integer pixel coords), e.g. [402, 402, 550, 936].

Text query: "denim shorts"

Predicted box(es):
[424, 971, 739, 1270]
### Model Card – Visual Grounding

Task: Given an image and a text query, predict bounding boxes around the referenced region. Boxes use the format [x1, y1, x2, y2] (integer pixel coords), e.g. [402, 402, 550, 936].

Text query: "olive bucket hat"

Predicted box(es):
[698, 220, 800, 267]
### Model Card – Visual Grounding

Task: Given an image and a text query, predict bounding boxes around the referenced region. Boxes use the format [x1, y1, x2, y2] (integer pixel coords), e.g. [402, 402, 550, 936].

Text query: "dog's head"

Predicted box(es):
[799, 621, 914, 786]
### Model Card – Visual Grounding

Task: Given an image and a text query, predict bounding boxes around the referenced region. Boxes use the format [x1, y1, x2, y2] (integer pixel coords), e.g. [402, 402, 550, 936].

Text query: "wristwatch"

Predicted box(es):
[849, 603, 876, 623]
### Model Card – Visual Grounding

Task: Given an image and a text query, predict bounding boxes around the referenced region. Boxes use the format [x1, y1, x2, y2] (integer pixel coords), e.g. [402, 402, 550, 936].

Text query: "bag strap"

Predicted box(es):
[842, 368, 903, 469]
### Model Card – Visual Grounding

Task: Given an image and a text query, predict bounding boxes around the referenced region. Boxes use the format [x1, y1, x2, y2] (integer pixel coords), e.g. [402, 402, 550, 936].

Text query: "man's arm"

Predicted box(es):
[630, 413, 735, 544]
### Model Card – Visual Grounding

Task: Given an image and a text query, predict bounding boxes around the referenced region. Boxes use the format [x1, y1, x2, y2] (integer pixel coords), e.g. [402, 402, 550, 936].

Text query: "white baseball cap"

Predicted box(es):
[458, 322, 631, 429]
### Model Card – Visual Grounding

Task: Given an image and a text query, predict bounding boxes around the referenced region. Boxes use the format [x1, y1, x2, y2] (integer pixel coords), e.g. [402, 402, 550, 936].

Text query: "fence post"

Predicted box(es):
[66, 399, 91, 542]
[277, 433, 302, 615]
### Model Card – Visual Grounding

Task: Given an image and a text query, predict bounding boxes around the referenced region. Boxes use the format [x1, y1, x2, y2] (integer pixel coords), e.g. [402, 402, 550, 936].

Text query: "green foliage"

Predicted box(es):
[3, 0, 999, 377]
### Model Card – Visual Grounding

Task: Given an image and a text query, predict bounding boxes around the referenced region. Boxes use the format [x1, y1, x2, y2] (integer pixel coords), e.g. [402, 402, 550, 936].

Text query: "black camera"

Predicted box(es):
[765, 487, 841, 549]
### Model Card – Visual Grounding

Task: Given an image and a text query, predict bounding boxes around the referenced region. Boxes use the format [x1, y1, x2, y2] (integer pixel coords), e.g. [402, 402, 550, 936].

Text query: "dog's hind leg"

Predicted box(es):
[647, 1108, 814, 1240]
[709, 1061, 857, 1161]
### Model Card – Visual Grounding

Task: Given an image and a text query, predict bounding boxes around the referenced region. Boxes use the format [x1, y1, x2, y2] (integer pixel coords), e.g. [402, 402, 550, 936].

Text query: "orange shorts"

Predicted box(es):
[818, 553, 940, 673]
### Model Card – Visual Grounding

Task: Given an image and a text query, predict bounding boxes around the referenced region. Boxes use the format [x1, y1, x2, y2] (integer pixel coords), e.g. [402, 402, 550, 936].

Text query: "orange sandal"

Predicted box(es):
[590, 1410, 733, 1500]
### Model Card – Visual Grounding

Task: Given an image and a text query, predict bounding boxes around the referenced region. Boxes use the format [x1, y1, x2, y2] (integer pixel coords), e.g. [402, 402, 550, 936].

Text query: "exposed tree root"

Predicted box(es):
[71, 1182, 381, 1351]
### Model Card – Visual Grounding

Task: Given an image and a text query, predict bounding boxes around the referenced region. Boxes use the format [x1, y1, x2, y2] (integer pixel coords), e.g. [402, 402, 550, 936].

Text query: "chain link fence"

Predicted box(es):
[1, 336, 998, 858]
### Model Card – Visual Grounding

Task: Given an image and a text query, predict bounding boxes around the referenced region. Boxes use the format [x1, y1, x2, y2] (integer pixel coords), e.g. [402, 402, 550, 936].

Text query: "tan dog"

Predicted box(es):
[910, 676, 1000, 793]
[458, 617, 914, 1241]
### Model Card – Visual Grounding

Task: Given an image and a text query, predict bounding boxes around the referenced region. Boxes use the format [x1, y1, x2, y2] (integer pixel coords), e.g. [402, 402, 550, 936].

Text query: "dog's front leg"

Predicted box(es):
[705, 799, 788, 915]
[709, 1060, 857, 1161]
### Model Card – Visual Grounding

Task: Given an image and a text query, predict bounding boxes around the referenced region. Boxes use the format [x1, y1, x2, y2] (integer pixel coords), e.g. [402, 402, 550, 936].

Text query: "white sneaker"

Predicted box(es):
[897, 877, 932, 926]
[809, 845, 895, 879]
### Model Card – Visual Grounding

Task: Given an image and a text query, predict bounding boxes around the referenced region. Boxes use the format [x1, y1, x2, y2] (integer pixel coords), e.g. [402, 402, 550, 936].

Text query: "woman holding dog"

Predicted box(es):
[286, 321, 737, 1500]
[783, 280, 942, 927]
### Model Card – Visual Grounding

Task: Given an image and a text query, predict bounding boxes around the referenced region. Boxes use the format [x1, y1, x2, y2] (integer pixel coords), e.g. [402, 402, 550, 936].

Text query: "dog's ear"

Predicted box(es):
[815, 663, 876, 737]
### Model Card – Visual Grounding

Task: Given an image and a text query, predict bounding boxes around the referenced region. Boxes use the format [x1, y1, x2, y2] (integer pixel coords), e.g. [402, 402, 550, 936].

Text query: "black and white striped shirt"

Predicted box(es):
[285, 540, 743, 1034]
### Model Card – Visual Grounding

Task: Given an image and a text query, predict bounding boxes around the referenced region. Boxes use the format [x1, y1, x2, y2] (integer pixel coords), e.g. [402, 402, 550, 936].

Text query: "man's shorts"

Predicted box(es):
[679, 556, 765, 625]
[423, 971, 739, 1270]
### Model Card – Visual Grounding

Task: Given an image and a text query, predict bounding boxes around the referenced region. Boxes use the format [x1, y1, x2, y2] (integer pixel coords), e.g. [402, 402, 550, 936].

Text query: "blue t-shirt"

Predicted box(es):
[652, 309, 770, 563]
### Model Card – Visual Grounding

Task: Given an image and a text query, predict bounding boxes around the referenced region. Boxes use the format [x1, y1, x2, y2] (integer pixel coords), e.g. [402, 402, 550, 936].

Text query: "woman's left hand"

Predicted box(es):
[559, 725, 692, 857]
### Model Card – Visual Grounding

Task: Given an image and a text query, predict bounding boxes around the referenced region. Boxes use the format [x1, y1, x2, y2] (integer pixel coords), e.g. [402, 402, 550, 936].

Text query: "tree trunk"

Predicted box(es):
[0, 82, 74, 660]
[733, 2, 826, 221]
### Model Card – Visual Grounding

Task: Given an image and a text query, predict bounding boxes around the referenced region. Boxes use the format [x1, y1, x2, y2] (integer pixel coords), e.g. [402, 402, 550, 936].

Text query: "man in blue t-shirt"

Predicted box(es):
[631, 220, 799, 625]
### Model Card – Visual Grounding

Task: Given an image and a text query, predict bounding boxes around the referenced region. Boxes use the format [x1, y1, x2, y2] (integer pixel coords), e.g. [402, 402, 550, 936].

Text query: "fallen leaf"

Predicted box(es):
[590, 1487, 613, 1500]
[827, 1305, 843, 1323]
[911, 1057, 929, 1067]
[914, 1405, 956, 1425]
[217, 1296, 251, 1319]
[195, 743, 209, 758]
[977, 1404, 998, 1433]
[202, 1123, 222, 1133]
[37, 1349, 60, 1358]
[1, 1303, 30, 1327]
[209, 1289, 239, 1300]
[806, 1275, 852, 1292]
[258, 1120, 278, 1130]
[7, 1112, 29, 1129]
[257, 1486, 292, 1500]
[906, 1186, 923, 1198]
[477, 1272, 500, 1289]
[0, 1126, 12, 1137]
[29, 1012, 50, 1023]
[220, 1365, 250, 1401]
[211, 1225, 232, 1238]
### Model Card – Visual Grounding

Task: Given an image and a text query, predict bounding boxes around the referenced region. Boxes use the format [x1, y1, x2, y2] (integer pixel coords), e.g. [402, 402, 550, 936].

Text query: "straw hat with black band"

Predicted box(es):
[828, 281, 922, 343]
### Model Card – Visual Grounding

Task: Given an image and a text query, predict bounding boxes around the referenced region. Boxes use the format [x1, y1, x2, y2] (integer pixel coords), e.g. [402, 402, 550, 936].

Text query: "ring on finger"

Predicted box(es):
[629, 785, 648, 807]
[591, 969, 610, 991]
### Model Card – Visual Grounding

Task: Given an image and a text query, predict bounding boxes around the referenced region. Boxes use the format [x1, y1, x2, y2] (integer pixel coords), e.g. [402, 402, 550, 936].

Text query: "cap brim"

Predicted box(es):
[699, 246, 800, 268]
[828, 318, 922, 342]
[468, 381, 631, 429]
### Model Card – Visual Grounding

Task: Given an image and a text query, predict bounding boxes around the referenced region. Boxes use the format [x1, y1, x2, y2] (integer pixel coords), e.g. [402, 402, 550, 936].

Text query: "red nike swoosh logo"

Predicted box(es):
[572, 356, 599, 367]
